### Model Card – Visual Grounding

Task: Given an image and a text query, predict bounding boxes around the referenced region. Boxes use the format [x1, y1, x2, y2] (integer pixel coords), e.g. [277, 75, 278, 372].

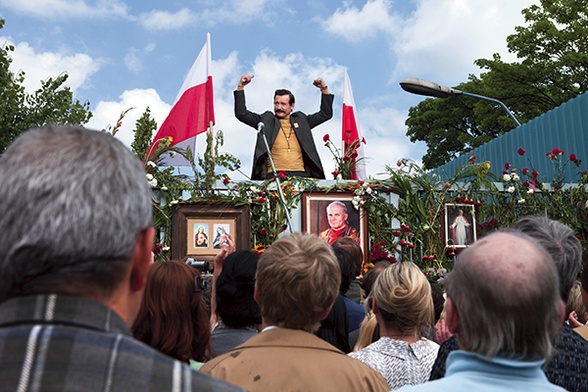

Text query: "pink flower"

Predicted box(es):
[517, 148, 526, 156]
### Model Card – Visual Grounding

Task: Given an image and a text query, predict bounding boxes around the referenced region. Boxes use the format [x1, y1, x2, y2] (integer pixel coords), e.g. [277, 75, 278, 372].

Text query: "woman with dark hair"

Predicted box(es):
[212, 250, 261, 355]
[132, 260, 212, 369]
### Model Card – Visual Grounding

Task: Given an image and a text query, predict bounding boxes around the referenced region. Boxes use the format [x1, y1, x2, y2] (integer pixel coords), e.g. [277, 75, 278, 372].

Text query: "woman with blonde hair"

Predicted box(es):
[348, 262, 439, 389]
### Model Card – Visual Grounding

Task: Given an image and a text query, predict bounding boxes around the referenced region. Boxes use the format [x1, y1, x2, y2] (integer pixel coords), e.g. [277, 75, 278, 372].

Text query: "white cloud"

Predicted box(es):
[123, 48, 142, 74]
[0, 0, 130, 19]
[137, 8, 196, 30]
[6, 38, 101, 94]
[87, 88, 171, 148]
[392, 0, 538, 85]
[322, 0, 399, 42]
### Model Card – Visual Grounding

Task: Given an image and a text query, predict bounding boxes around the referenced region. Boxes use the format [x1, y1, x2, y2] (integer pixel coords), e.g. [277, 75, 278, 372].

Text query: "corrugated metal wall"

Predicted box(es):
[431, 92, 588, 183]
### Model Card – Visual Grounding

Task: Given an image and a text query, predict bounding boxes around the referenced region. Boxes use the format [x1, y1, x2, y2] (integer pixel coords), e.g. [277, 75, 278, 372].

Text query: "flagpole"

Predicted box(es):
[208, 120, 215, 158]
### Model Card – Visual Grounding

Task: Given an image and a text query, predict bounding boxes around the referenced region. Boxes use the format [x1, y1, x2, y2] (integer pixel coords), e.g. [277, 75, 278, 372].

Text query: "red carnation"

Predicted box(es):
[222, 177, 230, 185]
[323, 134, 330, 142]
[517, 148, 525, 156]
[504, 162, 510, 169]
[569, 153, 578, 163]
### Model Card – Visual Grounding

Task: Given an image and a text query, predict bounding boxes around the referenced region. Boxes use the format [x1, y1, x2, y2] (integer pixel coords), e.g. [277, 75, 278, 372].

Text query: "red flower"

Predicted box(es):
[569, 153, 578, 163]
[399, 239, 407, 246]
[323, 134, 330, 142]
[279, 171, 287, 179]
[522, 168, 529, 174]
[481, 222, 489, 229]
[407, 243, 415, 249]
[392, 230, 401, 237]
[257, 197, 266, 203]
[332, 170, 340, 177]
[361, 137, 367, 144]
[222, 177, 230, 185]
[532, 170, 538, 179]
[489, 218, 499, 226]
[504, 162, 510, 169]
[517, 148, 526, 156]
[258, 228, 267, 235]
[444, 184, 451, 189]
[400, 223, 411, 233]
[522, 181, 530, 187]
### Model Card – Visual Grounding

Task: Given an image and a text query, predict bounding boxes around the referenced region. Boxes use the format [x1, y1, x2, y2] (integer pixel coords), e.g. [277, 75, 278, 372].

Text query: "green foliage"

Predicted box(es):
[0, 19, 92, 152]
[130, 107, 155, 157]
[406, 0, 588, 169]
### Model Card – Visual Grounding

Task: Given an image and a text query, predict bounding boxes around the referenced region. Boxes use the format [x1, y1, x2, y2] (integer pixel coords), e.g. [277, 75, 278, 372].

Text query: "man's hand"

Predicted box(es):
[313, 78, 327, 90]
[238, 74, 255, 88]
[435, 318, 453, 345]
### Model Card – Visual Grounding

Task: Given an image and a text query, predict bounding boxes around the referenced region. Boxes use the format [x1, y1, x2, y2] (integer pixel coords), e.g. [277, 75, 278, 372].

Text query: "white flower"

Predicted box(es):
[518, 198, 525, 204]
[527, 188, 535, 195]
[148, 178, 158, 188]
[336, 174, 342, 180]
[511, 173, 520, 181]
[169, 200, 179, 205]
[146, 161, 156, 168]
[169, 151, 176, 158]
[146, 173, 154, 181]
[503, 174, 511, 182]
[162, 246, 170, 252]
[365, 187, 373, 194]
[507, 186, 515, 193]
[250, 186, 260, 193]
[160, 186, 168, 191]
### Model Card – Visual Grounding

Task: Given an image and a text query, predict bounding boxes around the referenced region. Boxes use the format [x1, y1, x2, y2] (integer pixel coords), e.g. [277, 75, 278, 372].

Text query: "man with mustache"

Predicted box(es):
[234, 74, 333, 180]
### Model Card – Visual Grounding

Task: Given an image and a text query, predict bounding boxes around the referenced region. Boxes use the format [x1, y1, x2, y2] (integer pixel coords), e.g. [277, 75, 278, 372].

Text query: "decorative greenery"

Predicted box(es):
[126, 107, 587, 277]
[322, 133, 366, 179]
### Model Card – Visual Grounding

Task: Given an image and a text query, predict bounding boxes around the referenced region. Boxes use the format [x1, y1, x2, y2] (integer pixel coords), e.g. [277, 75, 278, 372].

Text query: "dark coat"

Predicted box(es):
[234, 89, 333, 180]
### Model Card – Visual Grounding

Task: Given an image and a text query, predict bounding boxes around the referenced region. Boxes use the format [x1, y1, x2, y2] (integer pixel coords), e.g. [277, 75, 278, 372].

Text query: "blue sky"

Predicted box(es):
[0, 0, 537, 179]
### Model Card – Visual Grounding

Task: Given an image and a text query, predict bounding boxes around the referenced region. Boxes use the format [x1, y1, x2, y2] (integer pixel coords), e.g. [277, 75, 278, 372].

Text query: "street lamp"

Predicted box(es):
[400, 78, 521, 127]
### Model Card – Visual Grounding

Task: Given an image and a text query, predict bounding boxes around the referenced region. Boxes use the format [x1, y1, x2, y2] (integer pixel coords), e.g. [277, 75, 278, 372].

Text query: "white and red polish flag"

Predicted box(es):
[147, 33, 215, 165]
[342, 69, 366, 180]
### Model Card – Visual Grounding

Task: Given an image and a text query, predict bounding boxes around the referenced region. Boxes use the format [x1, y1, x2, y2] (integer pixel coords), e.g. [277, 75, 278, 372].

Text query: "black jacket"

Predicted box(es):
[234, 89, 333, 180]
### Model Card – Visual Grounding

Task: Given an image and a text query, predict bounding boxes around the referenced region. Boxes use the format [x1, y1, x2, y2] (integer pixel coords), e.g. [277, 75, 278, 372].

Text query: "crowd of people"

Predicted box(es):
[1, 125, 588, 392]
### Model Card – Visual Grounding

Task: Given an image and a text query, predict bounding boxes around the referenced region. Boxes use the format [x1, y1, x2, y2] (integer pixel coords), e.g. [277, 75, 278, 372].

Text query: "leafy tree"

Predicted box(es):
[406, 0, 588, 169]
[0, 19, 92, 152]
[131, 107, 156, 158]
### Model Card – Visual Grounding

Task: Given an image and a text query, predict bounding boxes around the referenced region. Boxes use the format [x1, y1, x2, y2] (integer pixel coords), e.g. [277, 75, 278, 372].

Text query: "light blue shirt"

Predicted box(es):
[397, 350, 566, 391]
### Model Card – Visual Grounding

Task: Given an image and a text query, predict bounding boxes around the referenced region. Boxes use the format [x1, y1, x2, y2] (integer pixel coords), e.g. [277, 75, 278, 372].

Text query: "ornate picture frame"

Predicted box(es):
[444, 203, 477, 248]
[301, 191, 368, 259]
[171, 203, 251, 261]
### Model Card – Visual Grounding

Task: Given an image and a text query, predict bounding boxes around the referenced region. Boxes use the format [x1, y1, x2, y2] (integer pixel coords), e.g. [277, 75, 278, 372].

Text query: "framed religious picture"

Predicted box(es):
[444, 203, 477, 248]
[171, 203, 251, 261]
[301, 192, 368, 259]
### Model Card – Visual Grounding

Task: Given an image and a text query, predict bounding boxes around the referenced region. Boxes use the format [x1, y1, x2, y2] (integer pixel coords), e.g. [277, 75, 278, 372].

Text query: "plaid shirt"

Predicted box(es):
[0, 294, 243, 392]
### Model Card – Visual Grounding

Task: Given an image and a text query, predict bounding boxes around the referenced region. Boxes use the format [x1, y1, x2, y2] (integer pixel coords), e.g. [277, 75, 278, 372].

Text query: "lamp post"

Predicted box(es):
[399, 78, 521, 127]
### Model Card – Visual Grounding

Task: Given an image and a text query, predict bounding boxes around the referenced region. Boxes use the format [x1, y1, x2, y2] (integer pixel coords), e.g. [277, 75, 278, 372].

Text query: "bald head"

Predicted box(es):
[445, 231, 562, 360]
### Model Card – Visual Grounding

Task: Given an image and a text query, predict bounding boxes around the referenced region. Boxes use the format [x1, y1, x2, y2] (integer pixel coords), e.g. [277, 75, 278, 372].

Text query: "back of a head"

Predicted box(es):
[256, 232, 341, 332]
[132, 261, 210, 362]
[216, 250, 261, 329]
[333, 237, 363, 277]
[510, 215, 581, 302]
[0, 126, 152, 302]
[445, 231, 562, 360]
[372, 262, 434, 336]
[332, 246, 355, 294]
[361, 261, 390, 298]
